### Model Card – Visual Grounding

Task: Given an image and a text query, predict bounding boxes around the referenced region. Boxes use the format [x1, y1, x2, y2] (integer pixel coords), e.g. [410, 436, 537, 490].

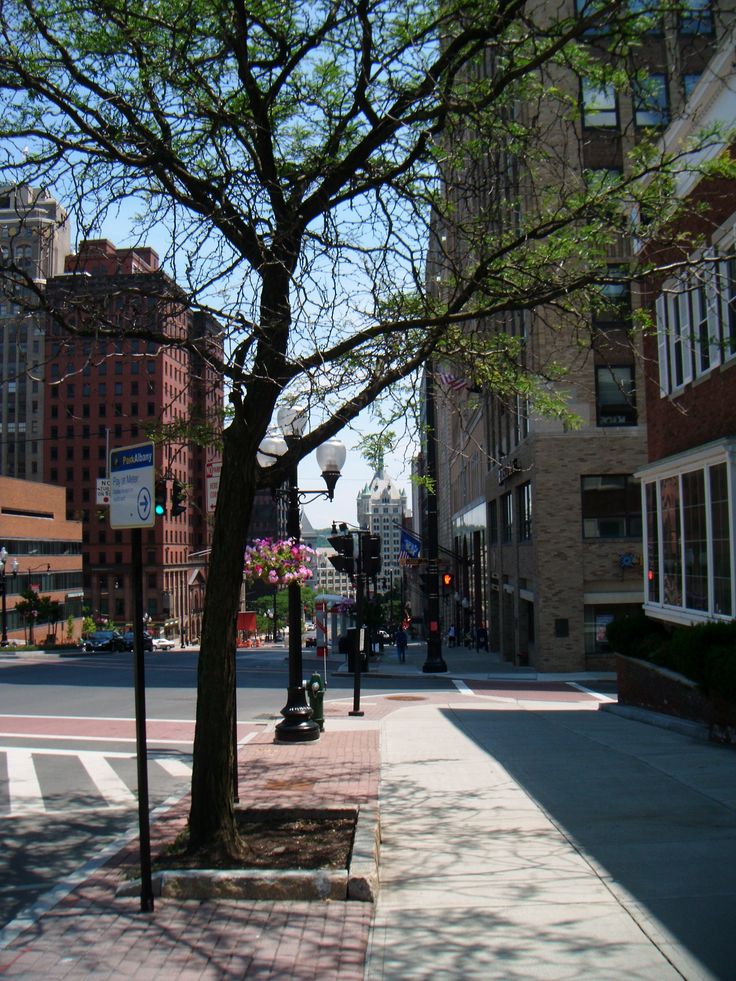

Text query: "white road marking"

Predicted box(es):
[6, 749, 45, 816]
[1, 747, 193, 816]
[78, 754, 137, 806]
[568, 682, 616, 702]
[452, 680, 476, 695]
[155, 758, 192, 778]
[0, 732, 193, 745]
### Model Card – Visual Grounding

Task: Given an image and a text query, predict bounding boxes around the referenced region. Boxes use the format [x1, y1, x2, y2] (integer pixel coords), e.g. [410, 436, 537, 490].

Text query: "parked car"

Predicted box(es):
[152, 636, 176, 651]
[122, 631, 153, 652]
[304, 628, 317, 647]
[83, 630, 127, 653]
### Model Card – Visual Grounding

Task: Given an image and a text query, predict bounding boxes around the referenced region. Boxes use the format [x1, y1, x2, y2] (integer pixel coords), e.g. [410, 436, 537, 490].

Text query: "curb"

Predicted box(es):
[600, 702, 712, 741]
[117, 803, 380, 903]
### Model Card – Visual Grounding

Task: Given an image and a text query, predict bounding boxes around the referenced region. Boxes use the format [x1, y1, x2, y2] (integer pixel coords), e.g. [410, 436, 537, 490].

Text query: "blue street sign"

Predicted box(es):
[109, 442, 156, 529]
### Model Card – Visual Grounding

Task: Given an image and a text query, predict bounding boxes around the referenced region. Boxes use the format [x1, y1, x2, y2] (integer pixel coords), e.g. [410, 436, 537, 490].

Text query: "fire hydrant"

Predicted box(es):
[307, 670, 326, 731]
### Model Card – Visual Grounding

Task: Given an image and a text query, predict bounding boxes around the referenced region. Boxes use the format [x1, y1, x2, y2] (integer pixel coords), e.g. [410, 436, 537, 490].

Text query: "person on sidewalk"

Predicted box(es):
[475, 621, 489, 652]
[447, 623, 456, 647]
[395, 626, 408, 663]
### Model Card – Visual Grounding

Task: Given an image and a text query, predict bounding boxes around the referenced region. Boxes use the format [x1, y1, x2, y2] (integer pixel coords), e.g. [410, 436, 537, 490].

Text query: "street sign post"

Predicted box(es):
[107, 440, 155, 912]
[96, 477, 111, 506]
[109, 442, 155, 529]
[206, 460, 222, 513]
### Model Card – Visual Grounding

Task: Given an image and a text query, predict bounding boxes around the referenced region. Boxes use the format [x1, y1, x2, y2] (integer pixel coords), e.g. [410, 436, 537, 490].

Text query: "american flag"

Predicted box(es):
[437, 371, 470, 392]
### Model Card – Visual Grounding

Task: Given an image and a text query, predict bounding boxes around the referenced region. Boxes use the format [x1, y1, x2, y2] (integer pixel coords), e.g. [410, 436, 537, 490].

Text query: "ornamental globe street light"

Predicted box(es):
[315, 437, 347, 500]
[258, 411, 347, 742]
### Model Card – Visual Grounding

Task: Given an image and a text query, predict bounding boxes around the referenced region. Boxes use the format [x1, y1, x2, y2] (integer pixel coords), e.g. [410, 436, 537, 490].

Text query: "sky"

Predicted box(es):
[297, 428, 414, 531]
[84, 200, 418, 530]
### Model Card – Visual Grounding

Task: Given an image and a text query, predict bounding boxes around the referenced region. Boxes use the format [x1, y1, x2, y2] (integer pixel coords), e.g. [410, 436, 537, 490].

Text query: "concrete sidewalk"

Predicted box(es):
[367, 695, 736, 980]
[1, 655, 735, 979]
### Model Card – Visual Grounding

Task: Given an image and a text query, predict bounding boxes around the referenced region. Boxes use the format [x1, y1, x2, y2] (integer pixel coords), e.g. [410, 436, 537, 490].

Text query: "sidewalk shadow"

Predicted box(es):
[428, 706, 736, 980]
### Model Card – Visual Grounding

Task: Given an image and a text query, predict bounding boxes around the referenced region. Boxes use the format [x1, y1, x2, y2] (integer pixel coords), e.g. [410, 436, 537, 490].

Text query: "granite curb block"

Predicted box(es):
[600, 701, 713, 741]
[117, 803, 380, 903]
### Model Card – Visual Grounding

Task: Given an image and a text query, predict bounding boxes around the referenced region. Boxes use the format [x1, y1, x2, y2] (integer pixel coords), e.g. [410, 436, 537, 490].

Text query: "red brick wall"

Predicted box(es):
[641, 163, 736, 462]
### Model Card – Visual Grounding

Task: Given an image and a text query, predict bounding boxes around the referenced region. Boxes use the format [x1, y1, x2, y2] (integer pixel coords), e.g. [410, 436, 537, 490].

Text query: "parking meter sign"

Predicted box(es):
[109, 441, 156, 529]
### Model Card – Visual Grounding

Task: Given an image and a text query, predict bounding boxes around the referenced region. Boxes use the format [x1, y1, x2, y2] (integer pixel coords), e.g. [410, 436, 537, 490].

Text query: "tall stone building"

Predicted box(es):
[357, 461, 410, 586]
[432, 0, 732, 671]
[0, 186, 70, 479]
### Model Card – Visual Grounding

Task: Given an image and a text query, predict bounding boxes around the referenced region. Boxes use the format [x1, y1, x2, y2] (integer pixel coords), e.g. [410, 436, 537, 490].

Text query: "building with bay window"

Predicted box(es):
[637, 28, 736, 627]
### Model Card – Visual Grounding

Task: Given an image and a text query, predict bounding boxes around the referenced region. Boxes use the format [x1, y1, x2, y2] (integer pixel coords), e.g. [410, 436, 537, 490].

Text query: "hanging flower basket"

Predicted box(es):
[244, 538, 315, 587]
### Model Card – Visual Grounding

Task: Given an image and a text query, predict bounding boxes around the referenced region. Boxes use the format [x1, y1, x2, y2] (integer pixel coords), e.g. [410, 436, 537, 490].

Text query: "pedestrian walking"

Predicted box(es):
[395, 626, 408, 663]
[447, 623, 456, 647]
[475, 622, 488, 651]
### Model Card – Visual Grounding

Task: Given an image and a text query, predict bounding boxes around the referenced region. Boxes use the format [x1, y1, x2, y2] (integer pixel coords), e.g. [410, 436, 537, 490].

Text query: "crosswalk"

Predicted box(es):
[1, 746, 192, 817]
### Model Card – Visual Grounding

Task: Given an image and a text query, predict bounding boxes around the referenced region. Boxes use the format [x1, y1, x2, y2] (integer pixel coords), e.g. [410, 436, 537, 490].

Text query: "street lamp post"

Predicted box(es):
[258, 408, 347, 743]
[0, 547, 19, 646]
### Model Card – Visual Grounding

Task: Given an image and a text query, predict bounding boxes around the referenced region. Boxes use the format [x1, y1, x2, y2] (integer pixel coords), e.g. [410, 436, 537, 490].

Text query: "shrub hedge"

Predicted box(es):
[606, 613, 736, 705]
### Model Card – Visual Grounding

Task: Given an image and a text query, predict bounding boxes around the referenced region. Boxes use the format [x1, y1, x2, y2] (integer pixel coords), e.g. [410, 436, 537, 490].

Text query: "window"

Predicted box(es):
[656, 255, 730, 395]
[501, 492, 513, 543]
[582, 475, 641, 538]
[596, 365, 636, 426]
[489, 499, 498, 546]
[683, 73, 701, 100]
[642, 456, 733, 620]
[679, 0, 713, 34]
[581, 81, 618, 128]
[585, 604, 641, 655]
[517, 482, 533, 541]
[593, 265, 631, 327]
[633, 74, 668, 128]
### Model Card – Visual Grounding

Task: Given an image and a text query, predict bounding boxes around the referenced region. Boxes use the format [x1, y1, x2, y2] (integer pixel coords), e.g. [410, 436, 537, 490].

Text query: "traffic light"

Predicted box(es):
[362, 534, 382, 576]
[154, 478, 168, 517]
[328, 531, 355, 578]
[171, 479, 186, 517]
[442, 572, 455, 589]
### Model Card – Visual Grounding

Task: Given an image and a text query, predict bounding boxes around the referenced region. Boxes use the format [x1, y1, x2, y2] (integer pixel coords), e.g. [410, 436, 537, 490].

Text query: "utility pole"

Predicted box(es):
[422, 363, 448, 673]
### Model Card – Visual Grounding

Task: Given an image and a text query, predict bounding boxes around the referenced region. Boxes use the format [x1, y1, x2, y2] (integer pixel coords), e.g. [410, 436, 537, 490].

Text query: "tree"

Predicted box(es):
[14, 589, 40, 643]
[0, 0, 730, 857]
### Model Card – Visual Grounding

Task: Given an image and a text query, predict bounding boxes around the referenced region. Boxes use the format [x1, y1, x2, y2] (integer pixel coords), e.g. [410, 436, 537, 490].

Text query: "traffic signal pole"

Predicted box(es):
[349, 533, 365, 716]
[422, 365, 448, 673]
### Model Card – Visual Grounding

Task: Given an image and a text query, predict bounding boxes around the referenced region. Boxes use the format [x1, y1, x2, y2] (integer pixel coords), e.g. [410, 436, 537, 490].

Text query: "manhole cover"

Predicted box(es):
[264, 778, 316, 791]
[385, 695, 426, 701]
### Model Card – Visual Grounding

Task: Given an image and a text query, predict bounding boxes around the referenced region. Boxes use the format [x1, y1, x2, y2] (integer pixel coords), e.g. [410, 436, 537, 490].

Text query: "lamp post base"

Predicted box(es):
[275, 685, 321, 742]
[422, 636, 447, 673]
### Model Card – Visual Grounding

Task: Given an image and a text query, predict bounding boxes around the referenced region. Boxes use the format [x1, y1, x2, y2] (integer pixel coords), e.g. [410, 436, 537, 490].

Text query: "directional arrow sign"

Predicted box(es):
[109, 441, 156, 529]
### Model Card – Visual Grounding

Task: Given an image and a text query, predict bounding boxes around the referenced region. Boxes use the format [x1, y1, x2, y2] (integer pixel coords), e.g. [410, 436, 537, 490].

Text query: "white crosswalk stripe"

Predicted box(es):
[1, 747, 192, 816]
[156, 758, 193, 778]
[6, 749, 45, 817]
[78, 754, 137, 806]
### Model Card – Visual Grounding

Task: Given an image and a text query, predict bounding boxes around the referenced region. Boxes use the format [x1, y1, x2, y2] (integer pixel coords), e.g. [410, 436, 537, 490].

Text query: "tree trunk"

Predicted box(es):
[187, 416, 260, 855]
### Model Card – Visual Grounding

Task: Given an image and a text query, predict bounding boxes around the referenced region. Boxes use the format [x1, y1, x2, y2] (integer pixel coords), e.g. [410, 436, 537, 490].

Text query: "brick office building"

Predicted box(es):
[44, 239, 223, 641]
[0, 476, 83, 644]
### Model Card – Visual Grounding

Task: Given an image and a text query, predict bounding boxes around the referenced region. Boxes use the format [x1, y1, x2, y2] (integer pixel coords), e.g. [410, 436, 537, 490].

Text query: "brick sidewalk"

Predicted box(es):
[0, 728, 380, 979]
